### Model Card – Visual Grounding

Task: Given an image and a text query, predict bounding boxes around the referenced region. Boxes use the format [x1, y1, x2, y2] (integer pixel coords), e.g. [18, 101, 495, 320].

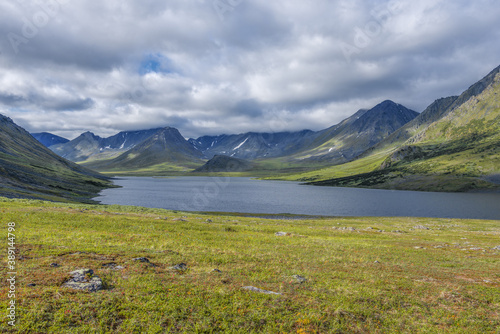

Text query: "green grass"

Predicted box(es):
[1, 198, 499, 333]
[267, 150, 391, 182]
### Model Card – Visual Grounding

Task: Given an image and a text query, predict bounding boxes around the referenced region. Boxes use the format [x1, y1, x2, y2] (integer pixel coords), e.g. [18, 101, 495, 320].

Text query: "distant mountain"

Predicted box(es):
[189, 101, 417, 163]
[189, 130, 319, 160]
[84, 127, 204, 171]
[304, 64, 500, 192]
[50, 128, 165, 162]
[0, 114, 111, 202]
[193, 155, 254, 173]
[291, 100, 419, 164]
[32, 132, 69, 147]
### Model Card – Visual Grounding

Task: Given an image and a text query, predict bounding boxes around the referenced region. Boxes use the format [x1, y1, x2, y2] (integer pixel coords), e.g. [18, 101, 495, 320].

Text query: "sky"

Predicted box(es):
[0, 0, 499, 140]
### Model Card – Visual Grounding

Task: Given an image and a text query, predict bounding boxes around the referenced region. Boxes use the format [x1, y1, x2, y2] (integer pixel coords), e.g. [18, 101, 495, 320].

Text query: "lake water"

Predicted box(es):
[95, 177, 500, 220]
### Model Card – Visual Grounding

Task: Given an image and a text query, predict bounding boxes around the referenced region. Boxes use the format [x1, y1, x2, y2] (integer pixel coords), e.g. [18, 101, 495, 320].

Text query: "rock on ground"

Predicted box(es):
[63, 269, 103, 292]
[242, 286, 282, 295]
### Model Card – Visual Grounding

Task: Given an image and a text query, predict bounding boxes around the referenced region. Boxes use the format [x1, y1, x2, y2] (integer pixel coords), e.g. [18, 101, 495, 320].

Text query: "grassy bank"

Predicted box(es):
[1, 198, 499, 333]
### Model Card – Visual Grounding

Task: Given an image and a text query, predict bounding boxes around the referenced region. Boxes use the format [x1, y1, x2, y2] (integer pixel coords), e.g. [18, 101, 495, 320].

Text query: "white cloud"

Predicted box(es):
[0, 0, 499, 139]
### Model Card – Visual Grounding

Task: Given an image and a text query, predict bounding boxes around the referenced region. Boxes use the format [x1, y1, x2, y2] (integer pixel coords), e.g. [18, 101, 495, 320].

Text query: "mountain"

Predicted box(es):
[0, 114, 112, 202]
[84, 127, 205, 172]
[189, 130, 319, 160]
[193, 155, 254, 173]
[298, 65, 500, 192]
[32, 132, 69, 147]
[189, 101, 417, 163]
[290, 100, 419, 164]
[50, 128, 165, 162]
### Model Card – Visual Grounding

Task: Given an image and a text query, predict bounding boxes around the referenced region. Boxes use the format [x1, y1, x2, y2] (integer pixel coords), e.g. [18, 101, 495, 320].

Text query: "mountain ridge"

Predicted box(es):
[295, 65, 500, 192]
[83, 127, 205, 172]
[0, 114, 112, 202]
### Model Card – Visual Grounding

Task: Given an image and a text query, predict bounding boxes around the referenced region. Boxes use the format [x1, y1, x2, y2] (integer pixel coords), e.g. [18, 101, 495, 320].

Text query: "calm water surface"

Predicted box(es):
[96, 177, 500, 219]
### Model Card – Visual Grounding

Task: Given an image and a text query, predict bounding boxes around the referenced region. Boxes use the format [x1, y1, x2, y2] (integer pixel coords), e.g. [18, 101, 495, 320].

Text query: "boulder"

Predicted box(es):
[63, 269, 103, 292]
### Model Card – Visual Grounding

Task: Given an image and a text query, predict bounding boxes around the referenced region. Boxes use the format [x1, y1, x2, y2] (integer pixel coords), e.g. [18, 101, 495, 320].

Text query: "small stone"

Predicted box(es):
[414, 225, 430, 230]
[171, 263, 188, 271]
[63, 269, 103, 292]
[206, 219, 213, 223]
[275, 232, 289, 236]
[133, 257, 150, 263]
[133, 257, 156, 267]
[102, 263, 125, 270]
[374, 261, 381, 264]
[27, 283, 36, 287]
[414, 246, 424, 249]
[50, 263, 61, 267]
[242, 286, 281, 295]
[102, 262, 117, 268]
[492, 246, 500, 250]
[292, 275, 307, 283]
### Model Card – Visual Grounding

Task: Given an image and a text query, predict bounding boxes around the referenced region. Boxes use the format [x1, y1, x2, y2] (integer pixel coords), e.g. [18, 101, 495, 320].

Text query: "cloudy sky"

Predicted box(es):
[0, 0, 499, 139]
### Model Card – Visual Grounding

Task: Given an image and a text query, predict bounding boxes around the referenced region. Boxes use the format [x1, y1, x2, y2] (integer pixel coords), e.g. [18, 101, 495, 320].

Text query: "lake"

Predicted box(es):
[95, 177, 500, 220]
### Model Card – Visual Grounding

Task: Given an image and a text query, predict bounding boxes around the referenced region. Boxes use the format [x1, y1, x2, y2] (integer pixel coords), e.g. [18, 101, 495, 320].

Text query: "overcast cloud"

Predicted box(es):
[0, 0, 499, 139]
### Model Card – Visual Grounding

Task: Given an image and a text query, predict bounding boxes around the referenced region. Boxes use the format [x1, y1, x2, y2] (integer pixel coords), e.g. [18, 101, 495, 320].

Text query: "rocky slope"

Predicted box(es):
[0, 115, 112, 202]
[84, 127, 205, 171]
[307, 65, 500, 191]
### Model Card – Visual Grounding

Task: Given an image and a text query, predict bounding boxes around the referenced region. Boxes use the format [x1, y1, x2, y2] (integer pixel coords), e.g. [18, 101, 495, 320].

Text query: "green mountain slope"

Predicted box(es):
[0, 115, 112, 202]
[84, 127, 205, 173]
[193, 155, 254, 173]
[279, 65, 500, 192]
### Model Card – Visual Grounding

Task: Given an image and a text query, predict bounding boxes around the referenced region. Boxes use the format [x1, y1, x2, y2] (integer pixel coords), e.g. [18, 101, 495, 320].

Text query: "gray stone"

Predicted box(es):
[102, 263, 125, 270]
[133, 257, 156, 266]
[493, 246, 500, 250]
[275, 232, 290, 236]
[171, 263, 188, 271]
[414, 225, 430, 230]
[206, 219, 213, 223]
[242, 286, 281, 295]
[63, 269, 103, 292]
[292, 275, 307, 284]
[50, 263, 60, 267]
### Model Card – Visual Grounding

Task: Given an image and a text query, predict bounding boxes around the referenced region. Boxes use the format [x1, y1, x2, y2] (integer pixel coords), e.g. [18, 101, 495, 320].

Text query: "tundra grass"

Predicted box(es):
[1, 198, 499, 333]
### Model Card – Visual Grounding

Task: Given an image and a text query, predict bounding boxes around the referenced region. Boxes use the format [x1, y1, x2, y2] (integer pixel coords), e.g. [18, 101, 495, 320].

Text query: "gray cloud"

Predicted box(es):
[0, 0, 499, 139]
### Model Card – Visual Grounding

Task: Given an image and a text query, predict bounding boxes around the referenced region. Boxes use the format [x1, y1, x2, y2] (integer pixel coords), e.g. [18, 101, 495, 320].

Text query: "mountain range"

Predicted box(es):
[2, 64, 497, 198]
[37, 100, 419, 174]
[291, 64, 500, 192]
